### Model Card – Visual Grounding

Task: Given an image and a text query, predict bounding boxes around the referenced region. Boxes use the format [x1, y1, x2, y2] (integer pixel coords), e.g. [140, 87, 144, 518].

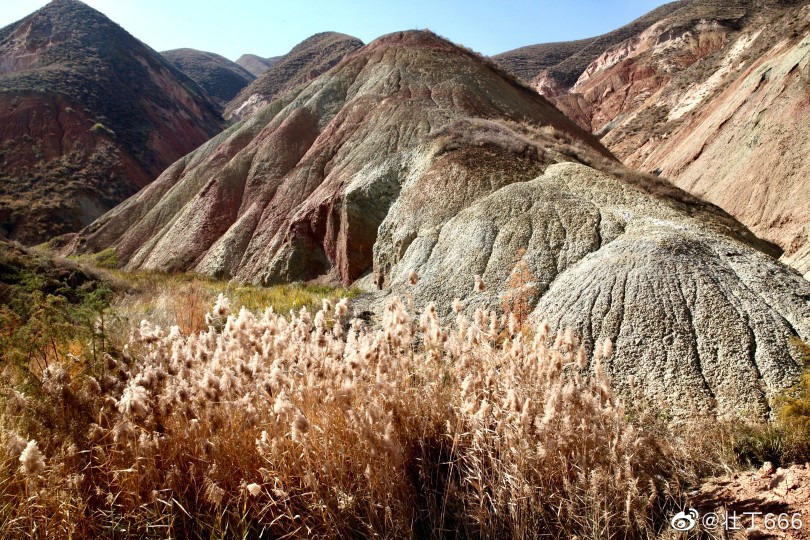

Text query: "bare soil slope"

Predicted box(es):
[498, 0, 810, 277]
[693, 463, 810, 539]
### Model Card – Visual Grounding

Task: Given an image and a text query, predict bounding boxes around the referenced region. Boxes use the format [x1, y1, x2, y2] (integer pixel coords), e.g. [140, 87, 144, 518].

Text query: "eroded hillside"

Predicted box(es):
[497, 0, 810, 277]
[67, 30, 810, 417]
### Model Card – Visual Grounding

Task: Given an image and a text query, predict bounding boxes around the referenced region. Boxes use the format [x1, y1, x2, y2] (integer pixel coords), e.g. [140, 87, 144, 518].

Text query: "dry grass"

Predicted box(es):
[3, 244, 807, 537]
[431, 118, 550, 164]
[500, 248, 539, 330]
[0, 282, 706, 538]
[102, 270, 359, 337]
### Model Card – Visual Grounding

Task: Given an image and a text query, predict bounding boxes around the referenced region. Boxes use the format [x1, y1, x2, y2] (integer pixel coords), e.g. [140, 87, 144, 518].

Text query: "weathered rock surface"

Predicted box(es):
[693, 464, 810, 539]
[70, 29, 810, 418]
[0, 0, 223, 244]
[225, 32, 363, 120]
[497, 0, 810, 276]
[162, 48, 256, 107]
[376, 160, 810, 417]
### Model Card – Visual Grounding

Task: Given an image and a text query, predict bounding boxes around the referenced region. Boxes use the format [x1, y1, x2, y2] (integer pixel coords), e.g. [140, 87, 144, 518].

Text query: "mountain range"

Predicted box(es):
[0, 0, 808, 416]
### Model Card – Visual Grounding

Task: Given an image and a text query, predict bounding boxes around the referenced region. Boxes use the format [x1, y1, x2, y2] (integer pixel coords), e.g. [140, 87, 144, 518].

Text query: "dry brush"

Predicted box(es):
[1, 290, 696, 538]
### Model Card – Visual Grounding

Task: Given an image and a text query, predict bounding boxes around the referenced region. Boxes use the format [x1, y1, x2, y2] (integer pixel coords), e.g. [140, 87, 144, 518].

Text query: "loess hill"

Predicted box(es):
[235, 53, 280, 77]
[68, 30, 810, 417]
[0, 0, 223, 244]
[162, 48, 256, 108]
[225, 32, 364, 120]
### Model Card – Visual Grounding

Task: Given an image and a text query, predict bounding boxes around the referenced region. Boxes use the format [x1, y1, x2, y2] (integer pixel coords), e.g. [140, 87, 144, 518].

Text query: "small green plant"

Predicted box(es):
[777, 338, 810, 433]
[728, 423, 795, 468]
[713, 338, 810, 468]
[91, 247, 118, 269]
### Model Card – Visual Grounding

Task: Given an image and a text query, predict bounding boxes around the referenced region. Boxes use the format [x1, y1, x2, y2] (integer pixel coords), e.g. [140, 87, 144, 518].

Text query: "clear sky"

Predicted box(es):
[2, 0, 673, 61]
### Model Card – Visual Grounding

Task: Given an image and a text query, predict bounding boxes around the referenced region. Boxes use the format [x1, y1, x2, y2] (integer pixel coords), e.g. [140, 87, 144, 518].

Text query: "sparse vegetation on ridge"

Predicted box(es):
[0, 0, 218, 169]
[162, 48, 256, 107]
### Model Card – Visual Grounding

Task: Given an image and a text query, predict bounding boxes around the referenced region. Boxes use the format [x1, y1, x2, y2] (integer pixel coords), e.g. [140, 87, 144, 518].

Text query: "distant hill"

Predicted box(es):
[162, 48, 255, 108]
[225, 32, 364, 119]
[0, 0, 223, 244]
[494, 1, 681, 94]
[492, 38, 595, 86]
[235, 53, 280, 77]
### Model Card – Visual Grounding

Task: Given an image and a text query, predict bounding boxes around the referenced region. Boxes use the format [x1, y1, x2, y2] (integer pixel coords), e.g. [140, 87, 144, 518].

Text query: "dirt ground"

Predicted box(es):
[688, 463, 810, 539]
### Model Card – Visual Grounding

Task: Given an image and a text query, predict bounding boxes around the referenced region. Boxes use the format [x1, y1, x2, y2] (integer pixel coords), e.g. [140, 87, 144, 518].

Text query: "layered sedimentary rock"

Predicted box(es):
[0, 0, 222, 243]
[497, 0, 810, 276]
[69, 30, 810, 417]
[493, 0, 682, 95]
[603, 10, 810, 278]
[70, 30, 607, 283]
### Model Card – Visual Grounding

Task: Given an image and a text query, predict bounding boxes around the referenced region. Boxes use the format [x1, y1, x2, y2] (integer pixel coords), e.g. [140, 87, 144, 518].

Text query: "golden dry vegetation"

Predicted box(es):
[1, 243, 809, 538]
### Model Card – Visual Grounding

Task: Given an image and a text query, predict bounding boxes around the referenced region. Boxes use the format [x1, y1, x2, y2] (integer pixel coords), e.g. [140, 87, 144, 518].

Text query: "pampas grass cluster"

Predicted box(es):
[0, 293, 693, 538]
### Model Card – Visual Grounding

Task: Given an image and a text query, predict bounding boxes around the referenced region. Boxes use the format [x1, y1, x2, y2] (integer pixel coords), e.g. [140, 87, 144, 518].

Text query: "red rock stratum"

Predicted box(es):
[498, 0, 810, 277]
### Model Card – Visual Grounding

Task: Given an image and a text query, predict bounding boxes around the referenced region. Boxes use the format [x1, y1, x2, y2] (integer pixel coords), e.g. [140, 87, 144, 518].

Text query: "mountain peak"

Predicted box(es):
[34, 0, 120, 29]
[294, 31, 360, 48]
[225, 31, 364, 119]
[0, 0, 222, 243]
[70, 21, 614, 282]
[366, 29, 460, 50]
[162, 48, 255, 107]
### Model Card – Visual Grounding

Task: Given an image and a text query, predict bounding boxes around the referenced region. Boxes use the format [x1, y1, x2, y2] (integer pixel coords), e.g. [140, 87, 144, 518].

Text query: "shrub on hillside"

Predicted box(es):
[779, 337, 810, 431]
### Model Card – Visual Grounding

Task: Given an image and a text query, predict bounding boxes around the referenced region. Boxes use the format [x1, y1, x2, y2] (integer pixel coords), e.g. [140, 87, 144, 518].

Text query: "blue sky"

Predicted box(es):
[3, 0, 672, 60]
